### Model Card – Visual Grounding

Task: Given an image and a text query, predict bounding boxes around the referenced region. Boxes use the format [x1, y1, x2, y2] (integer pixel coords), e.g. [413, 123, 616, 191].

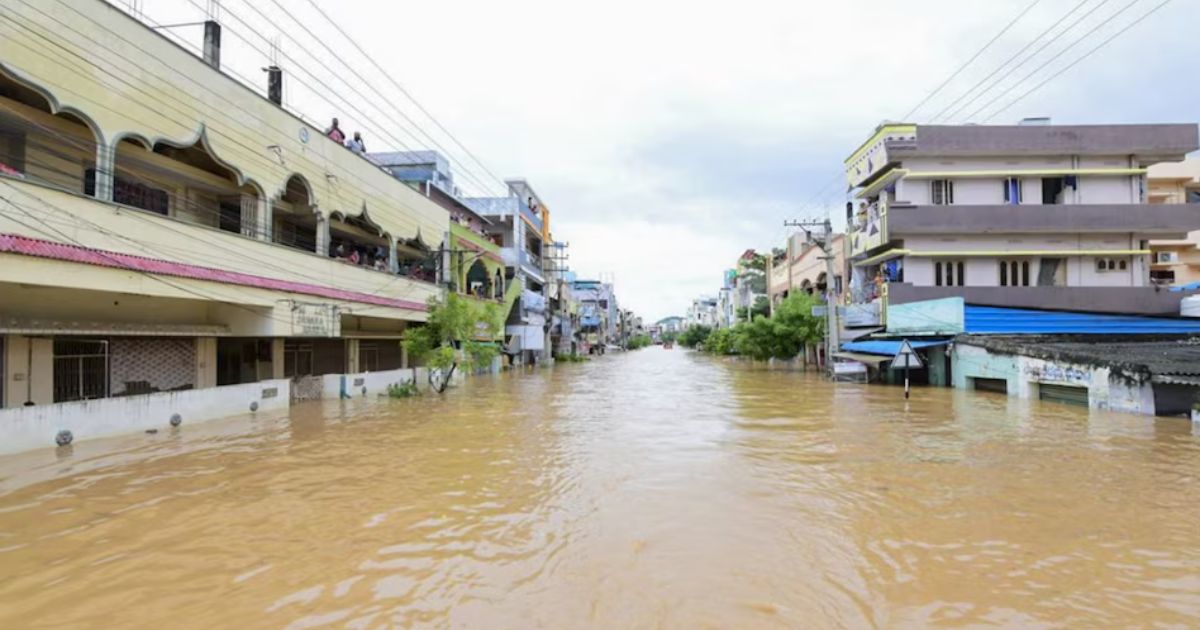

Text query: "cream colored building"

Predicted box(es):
[1148, 158, 1200, 286]
[0, 1, 449, 451]
[767, 231, 847, 306]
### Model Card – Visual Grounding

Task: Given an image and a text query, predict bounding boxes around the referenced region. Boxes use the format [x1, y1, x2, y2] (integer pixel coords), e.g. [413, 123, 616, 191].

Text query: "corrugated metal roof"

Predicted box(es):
[958, 336, 1200, 377]
[841, 339, 951, 356]
[965, 305, 1200, 334]
[0, 233, 427, 312]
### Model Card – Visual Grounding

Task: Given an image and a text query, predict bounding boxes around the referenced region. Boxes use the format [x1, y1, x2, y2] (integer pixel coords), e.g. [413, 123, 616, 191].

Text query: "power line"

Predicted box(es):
[178, 0, 505, 198]
[983, 0, 1174, 123]
[962, 0, 1148, 122]
[901, 0, 1044, 120]
[929, 0, 1096, 122]
[4, 2, 450, 237]
[298, 0, 509, 196]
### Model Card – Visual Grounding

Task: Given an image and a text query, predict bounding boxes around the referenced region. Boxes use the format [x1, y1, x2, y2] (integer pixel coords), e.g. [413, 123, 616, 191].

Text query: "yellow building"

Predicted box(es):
[0, 1, 450, 450]
[1148, 158, 1200, 286]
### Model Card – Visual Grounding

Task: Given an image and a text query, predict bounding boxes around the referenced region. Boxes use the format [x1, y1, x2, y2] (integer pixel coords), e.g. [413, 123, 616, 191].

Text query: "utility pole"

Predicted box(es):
[783, 218, 840, 377]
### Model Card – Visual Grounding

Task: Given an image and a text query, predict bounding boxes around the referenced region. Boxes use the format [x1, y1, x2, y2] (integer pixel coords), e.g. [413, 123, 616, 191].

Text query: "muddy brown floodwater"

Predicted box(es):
[2, 348, 1200, 628]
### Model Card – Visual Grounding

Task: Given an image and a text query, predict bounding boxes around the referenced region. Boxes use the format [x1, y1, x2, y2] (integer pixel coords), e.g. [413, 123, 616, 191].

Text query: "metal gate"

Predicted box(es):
[1038, 383, 1089, 407]
[973, 377, 1008, 394]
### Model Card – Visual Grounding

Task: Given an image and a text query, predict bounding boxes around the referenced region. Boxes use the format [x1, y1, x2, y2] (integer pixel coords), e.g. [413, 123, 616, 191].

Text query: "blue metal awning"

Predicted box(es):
[841, 339, 951, 356]
[964, 305, 1200, 334]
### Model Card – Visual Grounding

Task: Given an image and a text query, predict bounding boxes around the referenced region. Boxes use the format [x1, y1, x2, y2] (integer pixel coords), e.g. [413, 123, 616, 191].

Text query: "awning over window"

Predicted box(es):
[840, 338, 951, 356]
[832, 351, 891, 365]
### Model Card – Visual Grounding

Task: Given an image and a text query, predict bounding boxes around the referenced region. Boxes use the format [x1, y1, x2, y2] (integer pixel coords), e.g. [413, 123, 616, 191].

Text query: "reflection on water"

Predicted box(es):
[1, 349, 1200, 628]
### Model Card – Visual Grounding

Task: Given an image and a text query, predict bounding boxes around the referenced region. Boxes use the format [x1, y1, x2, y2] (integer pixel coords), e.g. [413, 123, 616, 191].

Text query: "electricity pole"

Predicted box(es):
[783, 218, 840, 377]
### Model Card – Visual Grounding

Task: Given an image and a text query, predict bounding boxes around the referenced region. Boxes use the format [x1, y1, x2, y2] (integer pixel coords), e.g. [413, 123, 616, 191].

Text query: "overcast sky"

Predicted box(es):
[143, 0, 1198, 321]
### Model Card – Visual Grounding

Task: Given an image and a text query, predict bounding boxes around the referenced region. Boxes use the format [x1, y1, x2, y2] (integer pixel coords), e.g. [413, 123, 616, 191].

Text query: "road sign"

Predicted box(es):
[889, 339, 923, 400]
[811, 305, 828, 317]
[889, 340, 924, 370]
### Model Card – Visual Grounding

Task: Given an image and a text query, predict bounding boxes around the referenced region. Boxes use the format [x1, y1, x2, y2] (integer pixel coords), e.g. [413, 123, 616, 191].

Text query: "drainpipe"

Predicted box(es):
[203, 20, 221, 69]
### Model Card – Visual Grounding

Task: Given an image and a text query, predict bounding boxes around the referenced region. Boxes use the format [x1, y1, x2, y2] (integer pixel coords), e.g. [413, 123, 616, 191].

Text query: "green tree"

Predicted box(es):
[705, 327, 737, 355]
[734, 292, 824, 361]
[678, 325, 712, 348]
[751, 296, 771, 319]
[403, 294, 503, 392]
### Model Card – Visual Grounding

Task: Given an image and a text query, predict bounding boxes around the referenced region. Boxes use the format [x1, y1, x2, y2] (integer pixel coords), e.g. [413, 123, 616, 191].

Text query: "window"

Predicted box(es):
[1037, 257, 1066, 286]
[1151, 269, 1176, 284]
[935, 260, 966, 286]
[931, 179, 954, 205]
[1000, 260, 1031, 286]
[84, 168, 169, 215]
[1042, 177, 1066, 204]
[218, 199, 242, 234]
[53, 338, 109, 403]
[0, 129, 26, 174]
[1003, 177, 1022, 205]
[1096, 258, 1129, 272]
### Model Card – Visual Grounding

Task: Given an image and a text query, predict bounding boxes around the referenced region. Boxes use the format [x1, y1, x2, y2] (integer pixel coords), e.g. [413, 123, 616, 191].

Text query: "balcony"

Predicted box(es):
[887, 282, 1190, 316]
[0, 178, 440, 329]
[847, 200, 889, 258]
[884, 203, 1200, 237]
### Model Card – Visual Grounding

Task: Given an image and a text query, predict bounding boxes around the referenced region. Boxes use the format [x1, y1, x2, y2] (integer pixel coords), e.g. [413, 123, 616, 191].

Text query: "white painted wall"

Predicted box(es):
[319, 367, 429, 399]
[953, 344, 1156, 415]
[0, 378, 291, 455]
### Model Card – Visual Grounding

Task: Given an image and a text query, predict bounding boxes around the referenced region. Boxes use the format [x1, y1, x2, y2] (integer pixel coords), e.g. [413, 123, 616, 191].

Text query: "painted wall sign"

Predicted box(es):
[1024, 363, 1091, 385]
[292, 302, 340, 338]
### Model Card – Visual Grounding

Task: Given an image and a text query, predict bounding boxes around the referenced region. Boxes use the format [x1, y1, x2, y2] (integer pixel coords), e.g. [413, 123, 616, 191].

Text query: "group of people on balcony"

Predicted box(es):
[325, 118, 366, 155]
[331, 241, 388, 271]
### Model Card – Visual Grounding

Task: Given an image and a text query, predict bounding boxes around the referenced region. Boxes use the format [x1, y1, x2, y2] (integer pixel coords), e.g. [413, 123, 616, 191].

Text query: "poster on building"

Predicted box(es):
[290, 302, 341, 338]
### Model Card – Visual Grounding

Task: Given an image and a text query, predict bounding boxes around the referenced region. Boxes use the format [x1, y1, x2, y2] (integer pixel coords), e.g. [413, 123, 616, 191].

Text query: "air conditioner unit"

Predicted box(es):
[1155, 252, 1179, 264]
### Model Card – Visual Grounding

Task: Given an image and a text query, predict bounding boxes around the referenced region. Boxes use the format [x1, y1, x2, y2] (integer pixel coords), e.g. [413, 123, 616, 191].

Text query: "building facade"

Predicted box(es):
[0, 1, 450, 449]
[844, 121, 1200, 327]
[1148, 158, 1200, 286]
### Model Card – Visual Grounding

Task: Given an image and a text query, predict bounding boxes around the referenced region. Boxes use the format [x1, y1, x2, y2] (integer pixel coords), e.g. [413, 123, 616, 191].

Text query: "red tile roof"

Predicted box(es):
[0, 233, 428, 312]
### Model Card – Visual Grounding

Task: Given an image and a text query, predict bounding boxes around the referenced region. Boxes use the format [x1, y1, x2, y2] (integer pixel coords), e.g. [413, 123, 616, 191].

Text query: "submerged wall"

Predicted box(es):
[0, 378, 291, 455]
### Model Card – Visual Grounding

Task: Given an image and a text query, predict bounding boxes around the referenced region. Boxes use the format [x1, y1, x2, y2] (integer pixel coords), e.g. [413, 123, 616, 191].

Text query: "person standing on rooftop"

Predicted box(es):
[347, 132, 366, 154]
[325, 118, 345, 144]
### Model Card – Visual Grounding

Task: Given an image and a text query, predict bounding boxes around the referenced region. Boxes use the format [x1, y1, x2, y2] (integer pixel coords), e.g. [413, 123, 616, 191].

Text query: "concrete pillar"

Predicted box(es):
[387, 237, 399, 274]
[346, 339, 360, 374]
[400, 337, 409, 369]
[94, 142, 116, 202]
[315, 212, 330, 256]
[195, 337, 218, 389]
[271, 338, 285, 379]
[3, 336, 52, 407]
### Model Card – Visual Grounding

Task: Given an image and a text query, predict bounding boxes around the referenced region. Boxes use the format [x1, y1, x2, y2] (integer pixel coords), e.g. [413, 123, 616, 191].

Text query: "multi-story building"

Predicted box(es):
[466, 180, 552, 366]
[573, 280, 617, 354]
[766, 232, 846, 310]
[1148, 158, 1200, 286]
[844, 121, 1200, 328]
[0, 2, 457, 452]
[686, 296, 719, 329]
[732, 249, 767, 320]
[371, 150, 513, 361]
[656, 316, 685, 335]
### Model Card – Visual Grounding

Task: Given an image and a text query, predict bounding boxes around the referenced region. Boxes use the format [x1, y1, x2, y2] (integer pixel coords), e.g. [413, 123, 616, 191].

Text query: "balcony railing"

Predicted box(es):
[847, 200, 888, 258]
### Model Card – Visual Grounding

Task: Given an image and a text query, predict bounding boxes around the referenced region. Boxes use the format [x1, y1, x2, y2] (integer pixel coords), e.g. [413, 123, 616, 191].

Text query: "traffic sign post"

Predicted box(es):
[889, 340, 924, 399]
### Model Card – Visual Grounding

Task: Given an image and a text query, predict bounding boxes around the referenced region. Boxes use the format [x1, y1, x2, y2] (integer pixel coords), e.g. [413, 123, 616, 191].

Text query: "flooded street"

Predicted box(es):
[2, 348, 1200, 628]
